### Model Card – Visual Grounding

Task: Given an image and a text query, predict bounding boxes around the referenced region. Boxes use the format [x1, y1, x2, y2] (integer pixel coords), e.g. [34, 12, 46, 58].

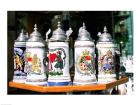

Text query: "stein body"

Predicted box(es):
[25, 24, 47, 85]
[47, 22, 72, 86]
[96, 26, 116, 83]
[73, 23, 97, 85]
[13, 30, 28, 83]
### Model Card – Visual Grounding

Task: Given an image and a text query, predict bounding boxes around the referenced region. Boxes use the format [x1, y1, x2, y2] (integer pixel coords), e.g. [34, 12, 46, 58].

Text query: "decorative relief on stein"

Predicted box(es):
[48, 48, 66, 76]
[26, 52, 42, 74]
[73, 23, 97, 85]
[25, 24, 47, 86]
[96, 26, 116, 83]
[98, 48, 114, 74]
[77, 49, 94, 75]
[13, 29, 28, 83]
[14, 47, 26, 74]
[47, 22, 72, 86]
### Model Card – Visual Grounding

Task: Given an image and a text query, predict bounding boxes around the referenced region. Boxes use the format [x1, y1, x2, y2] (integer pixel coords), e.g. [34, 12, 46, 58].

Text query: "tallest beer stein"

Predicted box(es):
[73, 23, 97, 85]
[96, 26, 116, 83]
[47, 21, 72, 86]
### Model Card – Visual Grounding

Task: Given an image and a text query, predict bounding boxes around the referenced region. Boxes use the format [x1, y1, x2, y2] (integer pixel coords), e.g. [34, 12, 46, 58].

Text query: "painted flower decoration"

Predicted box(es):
[85, 55, 91, 60]
[49, 53, 56, 62]
[26, 52, 32, 62]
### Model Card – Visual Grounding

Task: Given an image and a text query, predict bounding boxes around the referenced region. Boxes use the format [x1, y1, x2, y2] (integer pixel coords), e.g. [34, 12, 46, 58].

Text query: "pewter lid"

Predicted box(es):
[50, 21, 67, 41]
[97, 26, 113, 42]
[28, 24, 44, 42]
[16, 29, 28, 41]
[77, 23, 93, 41]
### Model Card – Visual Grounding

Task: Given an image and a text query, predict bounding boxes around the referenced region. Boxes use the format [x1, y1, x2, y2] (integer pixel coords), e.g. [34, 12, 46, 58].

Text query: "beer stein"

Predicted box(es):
[47, 21, 72, 86]
[73, 23, 97, 85]
[96, 26, 116, 83]
[25, 24, 47, 85]
[13, 29, 28, 83]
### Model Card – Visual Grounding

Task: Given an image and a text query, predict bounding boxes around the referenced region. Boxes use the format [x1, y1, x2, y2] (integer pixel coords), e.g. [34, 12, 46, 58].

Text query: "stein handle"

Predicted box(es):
[46, 28, 51, 41]
[69, 48, 73, 68]
[43, 52, 49, 72]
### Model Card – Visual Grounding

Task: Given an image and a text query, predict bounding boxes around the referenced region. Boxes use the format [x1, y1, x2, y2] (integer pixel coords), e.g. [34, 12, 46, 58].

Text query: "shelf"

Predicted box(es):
[9, 77, 128, 93]
[114, 14, 129, 21]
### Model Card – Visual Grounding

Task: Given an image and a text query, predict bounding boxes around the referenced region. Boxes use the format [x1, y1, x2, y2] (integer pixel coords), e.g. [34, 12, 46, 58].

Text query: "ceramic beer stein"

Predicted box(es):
[13, 29, 28, 83]
[96, 26, 116, 83]
[47, 21, 72, 86]
[73, 23, 97, 85]
[25, 24, 48, 86]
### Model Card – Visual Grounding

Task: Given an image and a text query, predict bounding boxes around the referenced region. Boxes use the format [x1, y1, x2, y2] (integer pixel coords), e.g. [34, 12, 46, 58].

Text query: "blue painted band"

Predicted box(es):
[47, 82, 70, 86]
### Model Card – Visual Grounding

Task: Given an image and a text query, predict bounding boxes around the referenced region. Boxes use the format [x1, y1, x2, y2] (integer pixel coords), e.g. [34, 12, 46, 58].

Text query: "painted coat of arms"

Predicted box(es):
[25, 52, 42, 74]
[77, 50, 94, 75]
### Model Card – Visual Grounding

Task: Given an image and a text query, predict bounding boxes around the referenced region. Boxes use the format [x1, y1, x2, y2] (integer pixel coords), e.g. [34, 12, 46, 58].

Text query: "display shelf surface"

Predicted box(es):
[9, 77, 128, 93]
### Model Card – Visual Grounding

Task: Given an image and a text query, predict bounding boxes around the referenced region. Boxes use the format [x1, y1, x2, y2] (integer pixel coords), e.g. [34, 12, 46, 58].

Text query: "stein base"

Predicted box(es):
[98, 74, 116, 84]
[25, 81, 48, 86]
[98, 79, 116, 84]
[13, 79, 26, 83]
[47, 82, 71, 86]
[73, 81, 97, 85]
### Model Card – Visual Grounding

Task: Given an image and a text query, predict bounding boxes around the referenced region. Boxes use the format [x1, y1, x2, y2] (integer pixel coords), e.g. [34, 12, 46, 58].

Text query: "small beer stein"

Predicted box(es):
[96, 26, 116, 83]
[73, 23, 97, 85]
[13, 29, 28, 83]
